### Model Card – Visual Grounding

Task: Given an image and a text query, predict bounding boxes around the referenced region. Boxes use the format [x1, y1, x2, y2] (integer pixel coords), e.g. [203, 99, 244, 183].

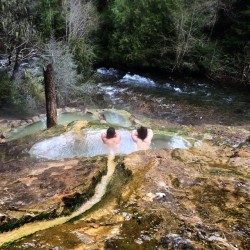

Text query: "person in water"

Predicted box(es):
[101, 127, 121, 154]
[131, 126, 153, 150]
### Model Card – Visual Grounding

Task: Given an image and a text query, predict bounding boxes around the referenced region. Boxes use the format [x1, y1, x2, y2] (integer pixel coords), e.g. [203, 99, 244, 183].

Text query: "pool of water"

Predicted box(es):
[102, 111, 132, 127]
[151, 135, 191, 149]
[7, 112, 94, 141]
[29, 129, 192, 160]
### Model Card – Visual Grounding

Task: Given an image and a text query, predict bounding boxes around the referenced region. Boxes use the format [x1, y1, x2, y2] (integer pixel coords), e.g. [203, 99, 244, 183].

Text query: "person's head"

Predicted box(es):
[106, 127, 116, 139]
[137, 126, 148, 140]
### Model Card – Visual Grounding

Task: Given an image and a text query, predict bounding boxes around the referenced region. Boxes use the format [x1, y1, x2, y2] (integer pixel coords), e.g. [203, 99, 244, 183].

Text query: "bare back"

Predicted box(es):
[101, 131, 121, 146]
[131, 129, 153, 150]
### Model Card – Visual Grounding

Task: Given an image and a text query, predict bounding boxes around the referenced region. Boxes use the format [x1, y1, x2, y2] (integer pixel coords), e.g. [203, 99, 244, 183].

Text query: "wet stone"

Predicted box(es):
[160, 234, 195, 250]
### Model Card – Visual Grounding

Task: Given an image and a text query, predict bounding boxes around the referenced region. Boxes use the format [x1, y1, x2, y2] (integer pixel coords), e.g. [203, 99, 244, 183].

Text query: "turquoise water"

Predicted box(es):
[7, 112, 94, 141]
[7, 111, 133, 141]
[102, 111, 132, 127]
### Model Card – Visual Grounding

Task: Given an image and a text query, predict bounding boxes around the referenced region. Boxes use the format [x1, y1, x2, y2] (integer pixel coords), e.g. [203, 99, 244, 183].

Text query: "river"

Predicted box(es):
[95, 67, 250, 126]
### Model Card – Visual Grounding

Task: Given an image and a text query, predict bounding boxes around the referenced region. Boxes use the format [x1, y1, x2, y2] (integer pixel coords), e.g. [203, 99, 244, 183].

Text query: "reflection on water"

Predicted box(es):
[29, 130, 192, 160]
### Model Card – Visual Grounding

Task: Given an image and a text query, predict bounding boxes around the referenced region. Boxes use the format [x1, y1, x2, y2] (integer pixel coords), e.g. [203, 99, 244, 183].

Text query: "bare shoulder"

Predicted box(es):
[145, 129, 153, 141]
[131, 129, 139, 142]
[115, 130, 121, 136]
[148, 129, 153, 136]
[101, 132, 107, 143]
[131, 129, 137, 135]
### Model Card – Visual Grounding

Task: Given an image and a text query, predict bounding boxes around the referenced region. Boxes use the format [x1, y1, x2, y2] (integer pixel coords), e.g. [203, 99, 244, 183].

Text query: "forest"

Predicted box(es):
[0, 0, 249, 113]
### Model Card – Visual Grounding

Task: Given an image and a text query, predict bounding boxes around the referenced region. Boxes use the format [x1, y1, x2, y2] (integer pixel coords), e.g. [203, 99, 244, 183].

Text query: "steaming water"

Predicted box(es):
[0, 155, 116, 247]
[29, 129, 191, 160]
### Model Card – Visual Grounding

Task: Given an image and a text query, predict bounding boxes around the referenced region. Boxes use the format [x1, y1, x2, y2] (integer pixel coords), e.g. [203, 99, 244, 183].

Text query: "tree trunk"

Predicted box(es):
[11, 45, 21, 81]
[43, 64, 58, 128]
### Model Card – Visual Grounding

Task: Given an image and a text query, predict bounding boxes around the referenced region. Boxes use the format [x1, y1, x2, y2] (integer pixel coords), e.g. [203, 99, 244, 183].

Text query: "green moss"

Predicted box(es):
[105, 214, 162, 250]
[208, 168, 244, 178]
[171, 177, 180, 188]
[70, 160, 132, 223]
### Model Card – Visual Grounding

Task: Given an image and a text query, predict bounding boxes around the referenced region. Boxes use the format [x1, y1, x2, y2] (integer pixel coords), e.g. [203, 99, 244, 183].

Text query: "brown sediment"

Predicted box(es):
[0, 155, 116, 247]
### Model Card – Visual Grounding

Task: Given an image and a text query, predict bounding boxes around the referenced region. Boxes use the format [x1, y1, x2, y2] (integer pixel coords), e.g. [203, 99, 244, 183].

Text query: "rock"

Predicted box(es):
[0, 157, 107, 231]
[73, 232, 95, 244]
[160, 234, 194, 250]
[0, 133, 6, 139]
[155, 192, 166, 199]
[100, 119, 107, 124]
[133, 118, 142, 126]
[20, 122, 27, 126]
[0, 120, 8, 124]
[32, 116, 40, 122]
[0, 213, 7, 223]
[0, 109, 249, 249]
[63, 107, 71, 112]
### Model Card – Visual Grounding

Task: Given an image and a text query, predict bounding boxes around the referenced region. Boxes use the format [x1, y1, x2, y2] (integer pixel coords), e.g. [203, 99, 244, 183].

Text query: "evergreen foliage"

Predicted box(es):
[105, 0, 178, 68]
[34, 0, 65, 40]
[0, 0, 249, 92]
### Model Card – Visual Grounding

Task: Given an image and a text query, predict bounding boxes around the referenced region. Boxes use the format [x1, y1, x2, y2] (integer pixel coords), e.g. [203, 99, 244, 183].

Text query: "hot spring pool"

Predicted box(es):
[7, 111, 133, 141]
[7, 112, 95, 141]
[29, 129, 192, 160]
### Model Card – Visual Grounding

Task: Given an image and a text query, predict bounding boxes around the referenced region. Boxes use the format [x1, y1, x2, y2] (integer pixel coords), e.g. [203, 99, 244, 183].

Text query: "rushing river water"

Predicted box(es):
[95, 68, 250, 126]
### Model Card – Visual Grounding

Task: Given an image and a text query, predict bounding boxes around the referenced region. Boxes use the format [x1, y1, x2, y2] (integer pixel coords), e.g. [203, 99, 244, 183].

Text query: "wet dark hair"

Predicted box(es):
[137, 126, 148, 140]
[106, 127, 116, 139]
